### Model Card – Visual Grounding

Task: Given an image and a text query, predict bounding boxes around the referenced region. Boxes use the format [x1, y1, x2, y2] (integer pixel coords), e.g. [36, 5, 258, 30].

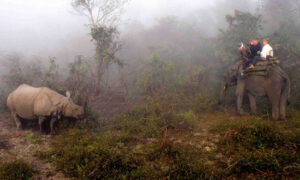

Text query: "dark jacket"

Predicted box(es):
[249, 43, 262, 59]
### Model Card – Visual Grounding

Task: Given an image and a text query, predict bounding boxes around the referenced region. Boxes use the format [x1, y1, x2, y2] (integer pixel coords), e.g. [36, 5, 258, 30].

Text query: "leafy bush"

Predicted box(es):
[0, 160, 37, 180]
[146, 140, 208, 179]
[37, 129, 139, 179]
[26, 133, 42, 144]
[212, 118, 300, 178]
[112, 103, 199, 138]
[192, 92, 218, 113]
[176, 110, 198, 130]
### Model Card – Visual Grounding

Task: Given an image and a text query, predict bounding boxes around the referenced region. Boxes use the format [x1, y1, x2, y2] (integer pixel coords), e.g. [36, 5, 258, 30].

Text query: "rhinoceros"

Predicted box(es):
[7, 84, 84, 134]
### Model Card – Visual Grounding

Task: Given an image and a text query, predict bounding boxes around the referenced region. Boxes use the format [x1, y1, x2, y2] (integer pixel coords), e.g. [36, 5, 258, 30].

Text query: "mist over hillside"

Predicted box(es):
[0, 0, 299, 179]
[0, 0, 259, 59]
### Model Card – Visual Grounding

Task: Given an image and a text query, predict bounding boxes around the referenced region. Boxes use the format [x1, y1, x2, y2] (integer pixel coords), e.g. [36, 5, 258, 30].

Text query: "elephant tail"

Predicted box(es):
[281, 71, 291, 105]
[285, 75, 291, 105]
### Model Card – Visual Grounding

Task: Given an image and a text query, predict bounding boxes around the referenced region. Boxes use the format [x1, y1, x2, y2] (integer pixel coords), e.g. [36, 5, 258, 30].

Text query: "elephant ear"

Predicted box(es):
[66, 91, 71, 100]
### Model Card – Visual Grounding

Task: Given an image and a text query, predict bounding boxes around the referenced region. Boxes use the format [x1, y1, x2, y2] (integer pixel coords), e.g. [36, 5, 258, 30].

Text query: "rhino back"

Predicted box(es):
[10, 84, 42, 120]
[33, 88, 66, 117]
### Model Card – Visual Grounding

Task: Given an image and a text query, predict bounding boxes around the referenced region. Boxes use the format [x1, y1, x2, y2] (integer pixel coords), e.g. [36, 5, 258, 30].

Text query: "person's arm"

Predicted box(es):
[242, 49, 249, 61]
[260, 46, 267, 59]
[266, 46, 274, 60]
[269, 46, 274, 57]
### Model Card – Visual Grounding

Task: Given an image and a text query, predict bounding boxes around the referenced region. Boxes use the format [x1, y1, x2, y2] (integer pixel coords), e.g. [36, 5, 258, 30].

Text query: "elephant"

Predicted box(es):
[218, 61, 290, 120]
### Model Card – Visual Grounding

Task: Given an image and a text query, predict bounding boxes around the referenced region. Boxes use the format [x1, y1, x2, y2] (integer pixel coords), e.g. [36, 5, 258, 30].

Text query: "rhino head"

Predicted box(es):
[63, 91, 84, 119]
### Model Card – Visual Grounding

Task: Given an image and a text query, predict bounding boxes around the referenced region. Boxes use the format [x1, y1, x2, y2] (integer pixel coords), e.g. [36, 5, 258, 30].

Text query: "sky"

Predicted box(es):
[122, 0, 215, 27]
[0, 0, 87, 55]
[0, 0, 219, 56]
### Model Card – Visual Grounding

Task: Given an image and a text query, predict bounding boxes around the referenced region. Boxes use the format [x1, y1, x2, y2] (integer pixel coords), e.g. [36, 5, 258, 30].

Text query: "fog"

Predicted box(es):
[0, 0, 88, 56]
[0, 0, 258, 58]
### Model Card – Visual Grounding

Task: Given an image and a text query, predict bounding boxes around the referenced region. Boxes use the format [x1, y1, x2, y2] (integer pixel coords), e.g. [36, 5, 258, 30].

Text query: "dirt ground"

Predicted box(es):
[0, 113, 70, 180]
[0, 89, 227, 180]
[0, 112, 222, 180]
[0, 93, 142, 180]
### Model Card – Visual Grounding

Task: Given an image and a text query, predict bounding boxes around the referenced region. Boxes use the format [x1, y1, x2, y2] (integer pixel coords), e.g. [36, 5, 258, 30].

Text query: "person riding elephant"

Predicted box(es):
[246, 40, 262, 69]
[218, 60, 290, 120]
[248, 39, 273, 69]
[238, 42, 251, 70]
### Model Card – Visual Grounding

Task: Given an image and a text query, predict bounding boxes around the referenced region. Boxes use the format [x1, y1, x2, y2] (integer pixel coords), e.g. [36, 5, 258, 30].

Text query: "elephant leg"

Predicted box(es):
[50, 118, 57, 135]
[279, 91, 287, 120]
[12, 113, 22, 130]
[236, 96, 243, 115]
[248, 94, 257, 115]
[270, 98, 280, 120]
[236, 81, 245, 115]
[38, 117, 46, 134]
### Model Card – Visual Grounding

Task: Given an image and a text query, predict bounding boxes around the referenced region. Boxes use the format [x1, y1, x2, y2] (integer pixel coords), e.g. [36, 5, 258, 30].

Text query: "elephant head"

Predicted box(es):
[218, 66, 239, 104]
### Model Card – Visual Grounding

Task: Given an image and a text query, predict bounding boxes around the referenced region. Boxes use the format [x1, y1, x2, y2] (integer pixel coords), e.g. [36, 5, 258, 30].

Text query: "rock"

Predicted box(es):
[205, 146, 211, 152]
[49, 172, 69, 180]
[193, 132, 202, 137]
[174, 139, 182, 144]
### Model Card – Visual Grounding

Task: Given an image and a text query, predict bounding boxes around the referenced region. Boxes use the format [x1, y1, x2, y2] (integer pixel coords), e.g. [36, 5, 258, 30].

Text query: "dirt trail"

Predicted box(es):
[0, 113, 69, 180]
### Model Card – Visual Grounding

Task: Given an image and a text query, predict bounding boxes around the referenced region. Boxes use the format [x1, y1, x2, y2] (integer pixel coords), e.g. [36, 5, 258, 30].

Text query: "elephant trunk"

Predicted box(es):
[218, 83, 227, 105]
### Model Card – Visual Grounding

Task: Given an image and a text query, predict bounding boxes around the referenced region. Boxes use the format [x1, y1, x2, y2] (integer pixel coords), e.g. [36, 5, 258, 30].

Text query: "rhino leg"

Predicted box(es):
[38, 117, 46, 134]
[50, 118, 57, 135]
[12, 113, 22, 130]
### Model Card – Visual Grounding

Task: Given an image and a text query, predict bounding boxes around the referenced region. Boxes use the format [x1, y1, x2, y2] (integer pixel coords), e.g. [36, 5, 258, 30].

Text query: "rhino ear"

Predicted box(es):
[66, 91, 71, 99]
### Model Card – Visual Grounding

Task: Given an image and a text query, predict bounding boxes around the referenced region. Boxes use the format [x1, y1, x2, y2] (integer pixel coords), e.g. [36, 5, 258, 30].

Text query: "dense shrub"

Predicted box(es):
[112, 103, 199, 138]
[212, 118, 300, 178]
[38, 128, 213, 179]
[37, 129, 139, 179]
[0, 160, 37, 180]
[146, 140, 208, 179]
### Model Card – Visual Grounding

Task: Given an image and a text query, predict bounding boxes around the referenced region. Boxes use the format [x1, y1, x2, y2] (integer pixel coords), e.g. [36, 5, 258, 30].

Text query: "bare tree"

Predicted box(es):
[71, 0, 128, 94]
[71, 0, 128, 27]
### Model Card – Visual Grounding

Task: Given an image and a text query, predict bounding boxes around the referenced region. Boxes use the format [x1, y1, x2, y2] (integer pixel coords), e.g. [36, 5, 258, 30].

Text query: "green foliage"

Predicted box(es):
[43, 57, 60, 88]
[146, 140, 208, 179]
[67, 57, 93, 108]
[1, 54, 27, 88]
[68, 56, 93, 89]
[36, 110, 300, 179]
[38, 129, 138, 179]
[270, 21, 300, 108]
[85, 106, 100, 120]
[26, 133, 42, 144]
[38, 128, 213, 179]
[0, 160, 37, 180]
[176, 110, 198, 130]
[140, 55, 177, 96]
[91, 26, 122, 93]
[212, 118, 300, 178]
[0, 54, 46, 111]
[112, 103, 199, 138]
[193, 92, 218, 113]
[112, 105, 162, 138]
[0, 89, 9, 112]
[216, 10, 262, 66]
[22, 58, 44, 86]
